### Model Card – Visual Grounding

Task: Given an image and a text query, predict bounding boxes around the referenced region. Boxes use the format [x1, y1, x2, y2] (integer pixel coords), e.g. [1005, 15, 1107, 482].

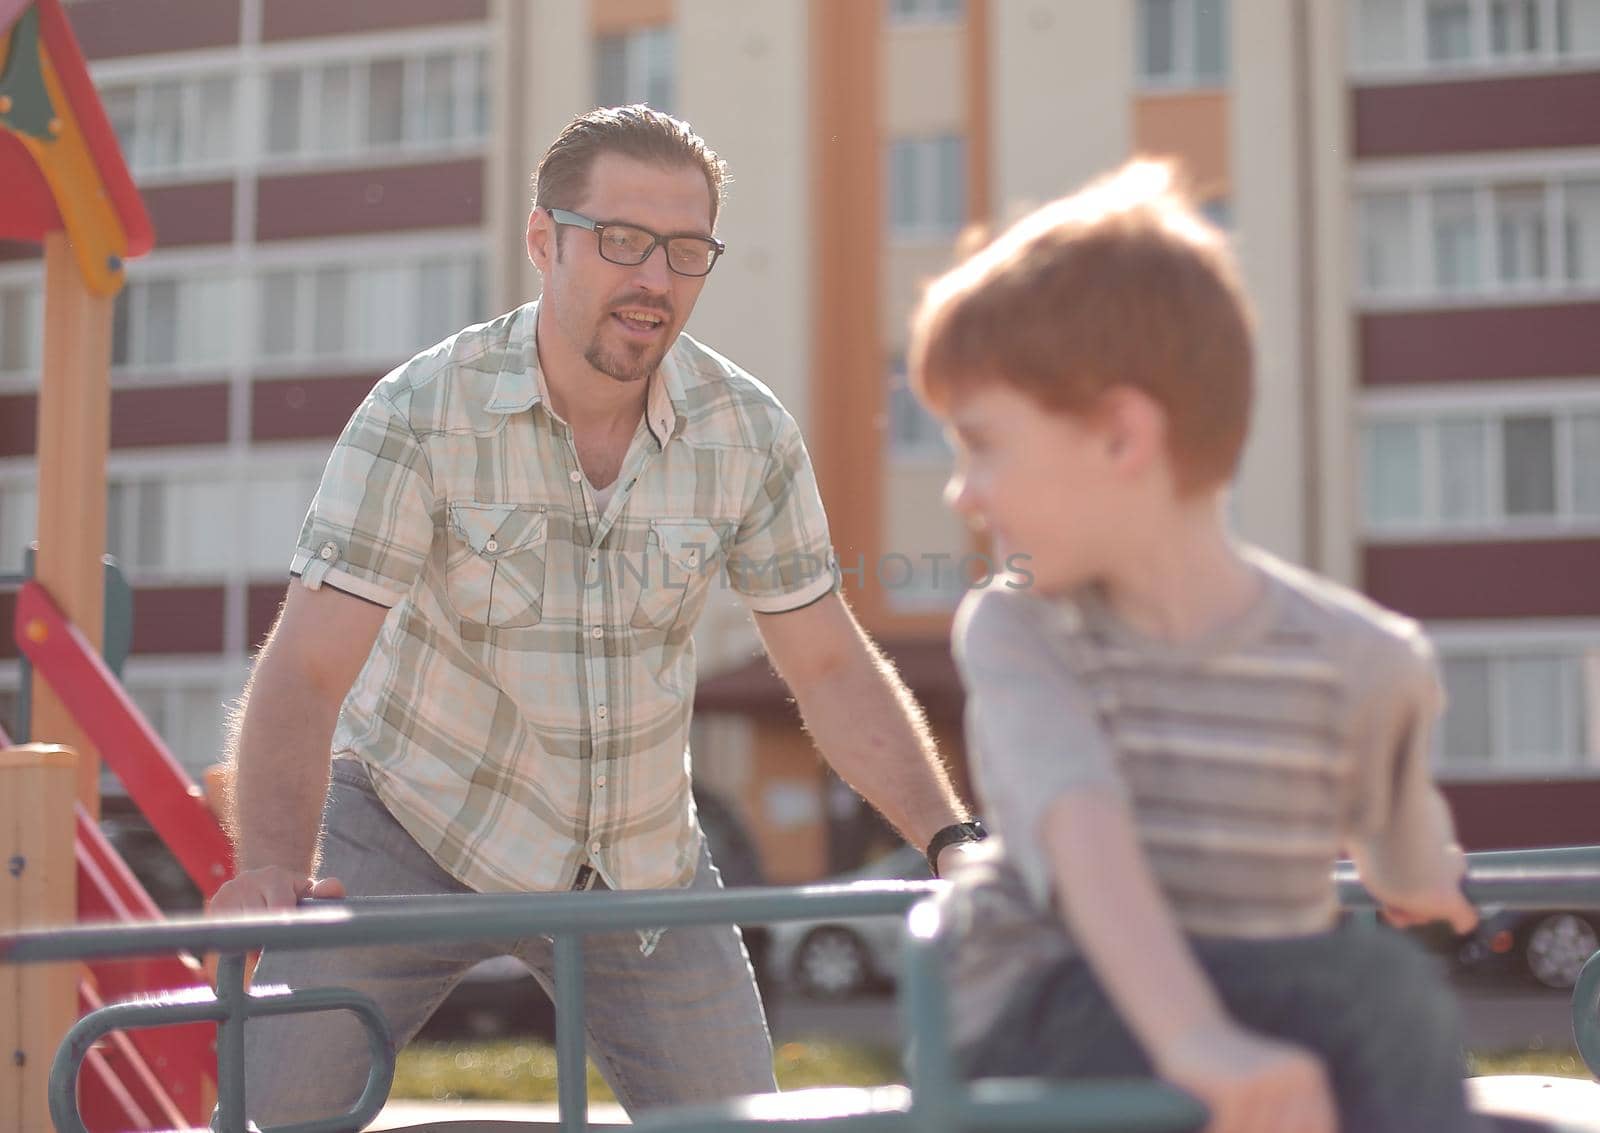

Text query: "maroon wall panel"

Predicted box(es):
[1355, 72, 1600, 158]
[111, 384, 231, 448]
[246, 582, 287, 654]
[1361, 303, 1600, 386]
[1363, 539, 1600, 620]
[256, 160, 484, 241]
[262, 0, 486, 41]
[1443, 780, 1600, 851]
[250, 374, 373, 441]
[0, 393, 35, 458]
[0, 386, 230, 455]
[146, 182, 235, 249]
[67, 0, 241, 60]
[0, 590, 15, 661]
[130, 585, 225, 654]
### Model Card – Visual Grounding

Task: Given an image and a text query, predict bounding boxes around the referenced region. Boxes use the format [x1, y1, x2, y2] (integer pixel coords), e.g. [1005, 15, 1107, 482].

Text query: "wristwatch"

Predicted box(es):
[926, 820, 988, 877]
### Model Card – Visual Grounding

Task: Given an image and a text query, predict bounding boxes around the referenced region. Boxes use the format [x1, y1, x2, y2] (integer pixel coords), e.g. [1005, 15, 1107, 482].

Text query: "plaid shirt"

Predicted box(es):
[290, 302, 839, 894]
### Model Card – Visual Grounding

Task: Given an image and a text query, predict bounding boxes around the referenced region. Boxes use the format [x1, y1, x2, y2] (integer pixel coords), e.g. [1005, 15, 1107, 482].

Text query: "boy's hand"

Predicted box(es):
[1375, 846, 1479, 934]
[1378, 888, 1478, 934]
[1158, 1025, 1337, 1133]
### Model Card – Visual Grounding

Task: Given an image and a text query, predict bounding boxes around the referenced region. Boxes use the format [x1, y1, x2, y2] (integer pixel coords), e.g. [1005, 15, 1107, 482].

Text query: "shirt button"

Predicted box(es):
[595, 774, 607, 787]
[596, 705, 608, 719]
[686, 551, 699, 567]
[484, 538, 498, 553]
[591, 626, 603, 639]
[590, 840, 602, 855]
[569, 470, 582, 483]
[319, 542, 336, 560]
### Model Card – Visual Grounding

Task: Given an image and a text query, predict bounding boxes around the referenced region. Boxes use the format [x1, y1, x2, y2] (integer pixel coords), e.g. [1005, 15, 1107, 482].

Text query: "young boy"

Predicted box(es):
[909, 160, 1482, 1133]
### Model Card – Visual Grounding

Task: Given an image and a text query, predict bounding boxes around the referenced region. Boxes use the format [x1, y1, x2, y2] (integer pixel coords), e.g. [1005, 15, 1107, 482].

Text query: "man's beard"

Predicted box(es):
[585, 334, 667, 384]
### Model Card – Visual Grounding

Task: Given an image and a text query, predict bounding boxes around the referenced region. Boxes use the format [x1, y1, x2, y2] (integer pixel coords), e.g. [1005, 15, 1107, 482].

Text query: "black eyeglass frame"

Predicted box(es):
[546, 207, 726, 278]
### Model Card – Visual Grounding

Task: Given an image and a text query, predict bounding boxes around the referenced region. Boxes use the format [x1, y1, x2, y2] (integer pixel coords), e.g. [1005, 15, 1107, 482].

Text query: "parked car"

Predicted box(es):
[1454, 907, 1600, 990]
[768, 845, 931, 999]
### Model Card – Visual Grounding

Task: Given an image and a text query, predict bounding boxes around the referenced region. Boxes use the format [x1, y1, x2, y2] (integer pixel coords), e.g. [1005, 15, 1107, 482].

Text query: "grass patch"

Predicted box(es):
[393, 1038, 1594, 1105]
[391, 1039, 903, 1103]
[1467, 1047, 1594, 1080]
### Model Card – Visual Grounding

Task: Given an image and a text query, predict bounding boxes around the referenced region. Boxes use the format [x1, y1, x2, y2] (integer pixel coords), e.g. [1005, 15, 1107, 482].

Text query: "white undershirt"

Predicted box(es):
[589, 477, 617, 516]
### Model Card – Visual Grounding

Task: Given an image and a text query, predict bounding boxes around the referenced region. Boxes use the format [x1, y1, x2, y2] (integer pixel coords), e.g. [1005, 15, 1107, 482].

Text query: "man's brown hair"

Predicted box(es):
[910, 160, 1254, 493]
[532, 104, 728, 227]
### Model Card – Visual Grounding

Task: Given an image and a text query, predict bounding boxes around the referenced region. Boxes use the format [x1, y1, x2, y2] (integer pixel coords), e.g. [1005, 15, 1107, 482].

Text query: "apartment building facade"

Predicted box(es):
[1, 0, 1595, 883]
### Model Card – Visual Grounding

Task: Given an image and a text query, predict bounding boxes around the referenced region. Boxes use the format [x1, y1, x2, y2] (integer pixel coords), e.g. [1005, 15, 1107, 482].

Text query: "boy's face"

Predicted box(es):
[942, 382, 1154, 596]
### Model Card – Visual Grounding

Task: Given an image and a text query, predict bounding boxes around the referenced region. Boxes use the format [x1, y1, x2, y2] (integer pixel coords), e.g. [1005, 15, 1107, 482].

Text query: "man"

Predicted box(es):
[210, 105, 984, 1124]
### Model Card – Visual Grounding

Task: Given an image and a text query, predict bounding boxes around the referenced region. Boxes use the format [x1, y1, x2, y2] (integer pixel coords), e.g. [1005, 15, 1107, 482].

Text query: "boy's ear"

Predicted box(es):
[1101, 387, 1166, 479]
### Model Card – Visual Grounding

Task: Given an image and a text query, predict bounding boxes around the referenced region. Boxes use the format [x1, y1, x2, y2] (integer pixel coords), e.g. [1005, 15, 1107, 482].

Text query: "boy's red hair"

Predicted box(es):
[910, 160, 1254, 494]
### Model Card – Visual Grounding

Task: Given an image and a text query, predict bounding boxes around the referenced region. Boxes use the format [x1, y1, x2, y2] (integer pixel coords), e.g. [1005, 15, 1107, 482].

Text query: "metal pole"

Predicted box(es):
[213, 952, 249, 1133]
[555, 933, 588, 1133]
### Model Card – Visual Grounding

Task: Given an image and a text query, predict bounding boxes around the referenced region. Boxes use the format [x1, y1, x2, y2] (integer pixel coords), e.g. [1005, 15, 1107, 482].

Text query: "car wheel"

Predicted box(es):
[1524, 912, 1599, 990]
[794, 927, 871, 999]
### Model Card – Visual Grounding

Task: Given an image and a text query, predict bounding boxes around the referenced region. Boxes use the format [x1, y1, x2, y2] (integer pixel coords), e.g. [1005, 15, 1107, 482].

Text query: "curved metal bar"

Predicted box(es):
[1574, 949, 1600, 1077]
[45, 954, 393, 1133]
[49, 994, 229, 1133]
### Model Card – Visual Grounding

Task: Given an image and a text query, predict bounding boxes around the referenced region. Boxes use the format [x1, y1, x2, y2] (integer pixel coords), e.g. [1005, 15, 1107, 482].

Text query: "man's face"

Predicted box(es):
[528, 152, 715, 386]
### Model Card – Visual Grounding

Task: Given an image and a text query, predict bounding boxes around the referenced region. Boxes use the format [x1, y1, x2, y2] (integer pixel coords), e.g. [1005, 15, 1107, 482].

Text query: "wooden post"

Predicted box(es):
[0, 744, 79, 1132]
[30, 230, 113, 817]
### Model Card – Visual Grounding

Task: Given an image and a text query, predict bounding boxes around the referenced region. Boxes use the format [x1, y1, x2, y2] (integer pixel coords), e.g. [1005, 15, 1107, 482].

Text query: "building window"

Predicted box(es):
[887, 0, 963, 22]
[887, 361, 948, 462]
[0, 282, 42, 377]
[107, 476, 235, 577]
[1433, 632, 1599, 776]
[125, 677, 230, 780]
[595, 26, 675, 111]
[1351, 0, 1600, 76]
[1137, 0, 1228, 88]
[1357, 173, 1600, 303]
[887, 135, 965, 238]
[263, 48, 489, 163]
[110, 272, 239, 373]
[1361, 399, 1600, 535]
[0, 481, 36, 574]
[257, 251, 483, 367]
[99, 73, 235, 180]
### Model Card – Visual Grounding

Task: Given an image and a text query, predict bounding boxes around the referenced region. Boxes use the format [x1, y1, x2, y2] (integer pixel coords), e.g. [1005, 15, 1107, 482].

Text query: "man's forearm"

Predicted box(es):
[226, 661, 343, 876]
[788, 646, 967, 849]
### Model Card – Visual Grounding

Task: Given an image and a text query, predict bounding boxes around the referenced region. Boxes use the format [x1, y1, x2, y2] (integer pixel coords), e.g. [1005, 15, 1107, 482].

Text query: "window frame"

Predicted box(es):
[1360, 386, 1600, 539]
[1349, 0, 1600, 82]
[1428, 620, 1600, 779]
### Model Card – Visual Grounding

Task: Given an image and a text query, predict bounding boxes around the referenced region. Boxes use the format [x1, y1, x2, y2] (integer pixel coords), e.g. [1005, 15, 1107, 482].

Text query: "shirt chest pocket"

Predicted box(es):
[446, 502, 549, 629]
[630, 519, 719, 634]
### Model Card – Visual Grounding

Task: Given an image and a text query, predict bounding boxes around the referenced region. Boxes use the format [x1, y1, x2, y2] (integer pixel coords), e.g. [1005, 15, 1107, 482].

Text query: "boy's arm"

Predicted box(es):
[1346, 638, 1477, 933]
[1042, 789, 1337, 1133]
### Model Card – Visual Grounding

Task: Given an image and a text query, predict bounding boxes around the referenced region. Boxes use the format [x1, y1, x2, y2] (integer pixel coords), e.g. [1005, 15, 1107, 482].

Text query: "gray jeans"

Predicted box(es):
[960, 920, 1482, 1133]
[238, 758, 775, 1126]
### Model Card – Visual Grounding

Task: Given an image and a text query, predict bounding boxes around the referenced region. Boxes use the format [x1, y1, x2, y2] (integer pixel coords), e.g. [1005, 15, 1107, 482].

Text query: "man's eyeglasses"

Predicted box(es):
[547, 208, 725, 278]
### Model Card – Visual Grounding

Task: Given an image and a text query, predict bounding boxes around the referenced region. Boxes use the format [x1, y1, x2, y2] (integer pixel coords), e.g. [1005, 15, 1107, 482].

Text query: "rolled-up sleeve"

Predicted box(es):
[290, 388, 435, 607]
[726, 412, 840, 614]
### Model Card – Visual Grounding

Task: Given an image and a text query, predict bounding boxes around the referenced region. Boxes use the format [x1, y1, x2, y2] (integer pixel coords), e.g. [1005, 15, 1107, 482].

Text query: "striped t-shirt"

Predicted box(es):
[945, 546, 1461, 1047]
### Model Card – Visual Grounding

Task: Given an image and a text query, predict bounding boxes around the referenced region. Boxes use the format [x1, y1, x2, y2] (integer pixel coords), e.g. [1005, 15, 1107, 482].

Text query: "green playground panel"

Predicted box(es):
[3, 847, 1599, 1133]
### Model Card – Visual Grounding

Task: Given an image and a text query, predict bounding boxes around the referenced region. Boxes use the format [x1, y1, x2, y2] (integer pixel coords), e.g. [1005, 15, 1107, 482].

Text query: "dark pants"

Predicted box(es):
[960, 920, 1482, 1133]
